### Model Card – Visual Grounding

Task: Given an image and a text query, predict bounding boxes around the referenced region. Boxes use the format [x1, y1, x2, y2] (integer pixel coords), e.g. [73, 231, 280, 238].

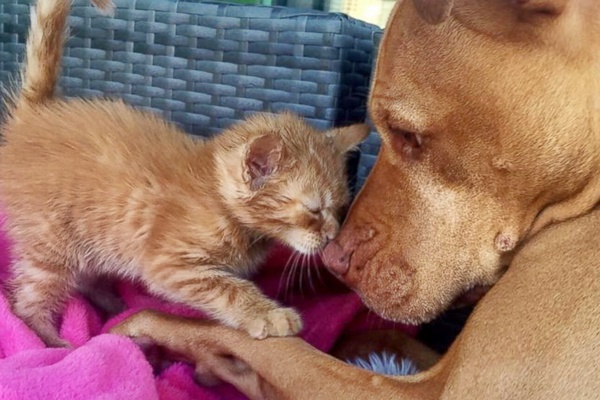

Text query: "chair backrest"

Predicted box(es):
[0, 0, 383, 190]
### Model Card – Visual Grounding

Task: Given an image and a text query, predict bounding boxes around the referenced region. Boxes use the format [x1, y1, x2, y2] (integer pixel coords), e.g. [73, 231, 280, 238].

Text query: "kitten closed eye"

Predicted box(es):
[305, 205, 321, 216]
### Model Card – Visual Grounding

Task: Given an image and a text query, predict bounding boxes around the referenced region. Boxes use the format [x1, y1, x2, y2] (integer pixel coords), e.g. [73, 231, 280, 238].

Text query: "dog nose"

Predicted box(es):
[322, 226, 375, 276]
[322, 240, 351, 275]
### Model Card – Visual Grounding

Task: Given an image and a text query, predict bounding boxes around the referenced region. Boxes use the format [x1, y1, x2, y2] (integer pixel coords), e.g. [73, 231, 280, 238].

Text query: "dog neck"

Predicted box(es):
[528, 83, 600, 237]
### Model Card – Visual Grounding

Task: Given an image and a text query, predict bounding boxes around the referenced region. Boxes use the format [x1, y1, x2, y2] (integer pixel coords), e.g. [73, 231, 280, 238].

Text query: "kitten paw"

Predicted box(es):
[244, 307, 303, 339]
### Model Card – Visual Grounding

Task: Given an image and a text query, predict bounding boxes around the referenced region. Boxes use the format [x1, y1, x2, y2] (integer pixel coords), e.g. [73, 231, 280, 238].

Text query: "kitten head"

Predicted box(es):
[215, 112, 369, 254]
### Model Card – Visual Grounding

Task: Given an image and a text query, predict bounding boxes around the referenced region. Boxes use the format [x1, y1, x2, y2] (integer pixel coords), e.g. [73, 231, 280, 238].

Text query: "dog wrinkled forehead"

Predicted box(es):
[406, 0, 573, 27]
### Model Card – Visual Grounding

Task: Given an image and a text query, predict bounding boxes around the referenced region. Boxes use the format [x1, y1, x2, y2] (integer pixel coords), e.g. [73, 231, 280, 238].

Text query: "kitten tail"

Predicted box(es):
[19, 0, 71, 106]
[91, 0, 116, 16]
[18, 0, 115, 107]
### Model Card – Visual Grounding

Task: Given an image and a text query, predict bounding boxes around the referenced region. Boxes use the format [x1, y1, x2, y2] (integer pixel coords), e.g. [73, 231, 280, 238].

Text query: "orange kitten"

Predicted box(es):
[0, 0, 369, 347]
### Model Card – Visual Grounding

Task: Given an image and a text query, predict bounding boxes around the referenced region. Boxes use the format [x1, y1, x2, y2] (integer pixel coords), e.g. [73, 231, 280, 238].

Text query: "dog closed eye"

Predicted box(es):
[395, 129, 423, 149]
[389, 127, 424, 159]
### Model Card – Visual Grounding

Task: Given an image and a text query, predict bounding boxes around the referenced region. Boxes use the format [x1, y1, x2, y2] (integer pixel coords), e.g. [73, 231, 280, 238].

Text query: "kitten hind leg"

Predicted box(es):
[143, 264, 302, 339]
[9, 259, 73, 347]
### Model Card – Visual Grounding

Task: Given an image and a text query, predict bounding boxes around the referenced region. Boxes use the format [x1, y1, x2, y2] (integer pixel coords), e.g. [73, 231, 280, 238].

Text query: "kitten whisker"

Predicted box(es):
[277, 251, 296, 301]
[306, 251, 317, 294]
[285, 252, 301, 302]
[294, 252, 303, 295]
[301, 252, 313, 296]
[314, 249, 325, 287]
[248, 234, 266, 248]
[296, 252, 305, 297]
[293, 252, 302, 294]
[300, 253, 307, 296]
[317, 258, 324, 285]
[297, 253, 303, 296]
[287, 251, 301, 301]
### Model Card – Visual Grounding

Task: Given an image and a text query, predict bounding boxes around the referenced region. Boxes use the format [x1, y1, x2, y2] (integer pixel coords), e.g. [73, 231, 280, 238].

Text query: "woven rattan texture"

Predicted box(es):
[0, 0, 383, 188]
[356, 32, 382, 191]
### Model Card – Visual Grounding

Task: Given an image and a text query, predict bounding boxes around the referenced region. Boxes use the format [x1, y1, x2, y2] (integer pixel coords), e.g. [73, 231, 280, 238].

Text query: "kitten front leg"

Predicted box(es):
[9, 259, 73, 347]
[142, 264, 302, 339]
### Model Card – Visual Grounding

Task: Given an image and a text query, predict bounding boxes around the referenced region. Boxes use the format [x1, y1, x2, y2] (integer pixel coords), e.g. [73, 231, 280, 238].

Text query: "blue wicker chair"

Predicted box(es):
[0, 0, 382, 190]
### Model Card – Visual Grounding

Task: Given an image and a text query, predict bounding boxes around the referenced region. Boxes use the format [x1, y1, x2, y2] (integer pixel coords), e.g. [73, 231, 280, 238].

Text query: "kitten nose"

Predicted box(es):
[324, 229, 337, 242]
[322, 240, 350, 275]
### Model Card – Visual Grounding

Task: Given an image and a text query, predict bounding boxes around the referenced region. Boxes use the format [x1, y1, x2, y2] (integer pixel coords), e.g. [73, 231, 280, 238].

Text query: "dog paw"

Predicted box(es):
[243, 307, 303, 339]
[109, 310, 156, 337]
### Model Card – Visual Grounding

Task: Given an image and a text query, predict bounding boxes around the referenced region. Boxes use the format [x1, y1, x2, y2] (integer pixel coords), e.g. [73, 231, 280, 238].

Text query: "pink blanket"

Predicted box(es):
[0, 213, 416, 399]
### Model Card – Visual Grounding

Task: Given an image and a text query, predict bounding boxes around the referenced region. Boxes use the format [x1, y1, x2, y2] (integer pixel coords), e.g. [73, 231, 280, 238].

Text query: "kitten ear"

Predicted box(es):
[245, 134, 284, 190]
[326, 123, 370, 154]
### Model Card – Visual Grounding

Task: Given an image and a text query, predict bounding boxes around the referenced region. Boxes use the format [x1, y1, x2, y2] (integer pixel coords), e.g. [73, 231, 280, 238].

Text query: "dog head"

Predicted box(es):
[323, 0, 600, 324]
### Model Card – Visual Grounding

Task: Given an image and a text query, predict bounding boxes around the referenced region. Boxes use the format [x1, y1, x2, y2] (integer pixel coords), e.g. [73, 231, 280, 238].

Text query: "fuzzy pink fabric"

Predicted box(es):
[0, 213, 417, 399]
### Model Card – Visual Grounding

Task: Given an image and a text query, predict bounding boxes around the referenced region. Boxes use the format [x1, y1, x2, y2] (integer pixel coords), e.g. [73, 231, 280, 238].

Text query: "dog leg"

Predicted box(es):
[111, 310, 445, 400]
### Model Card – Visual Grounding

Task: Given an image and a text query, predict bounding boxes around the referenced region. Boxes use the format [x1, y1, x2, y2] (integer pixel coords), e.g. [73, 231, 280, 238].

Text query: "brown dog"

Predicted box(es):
[111, 0, 600, 398]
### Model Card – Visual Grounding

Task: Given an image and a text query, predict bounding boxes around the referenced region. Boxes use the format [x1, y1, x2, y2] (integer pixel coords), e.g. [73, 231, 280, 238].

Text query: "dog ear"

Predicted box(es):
[244, 134, 284, 191]
[327, 124, 371, 154]
[91, 0, 115, 16]
[411, 0, 454, 25]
